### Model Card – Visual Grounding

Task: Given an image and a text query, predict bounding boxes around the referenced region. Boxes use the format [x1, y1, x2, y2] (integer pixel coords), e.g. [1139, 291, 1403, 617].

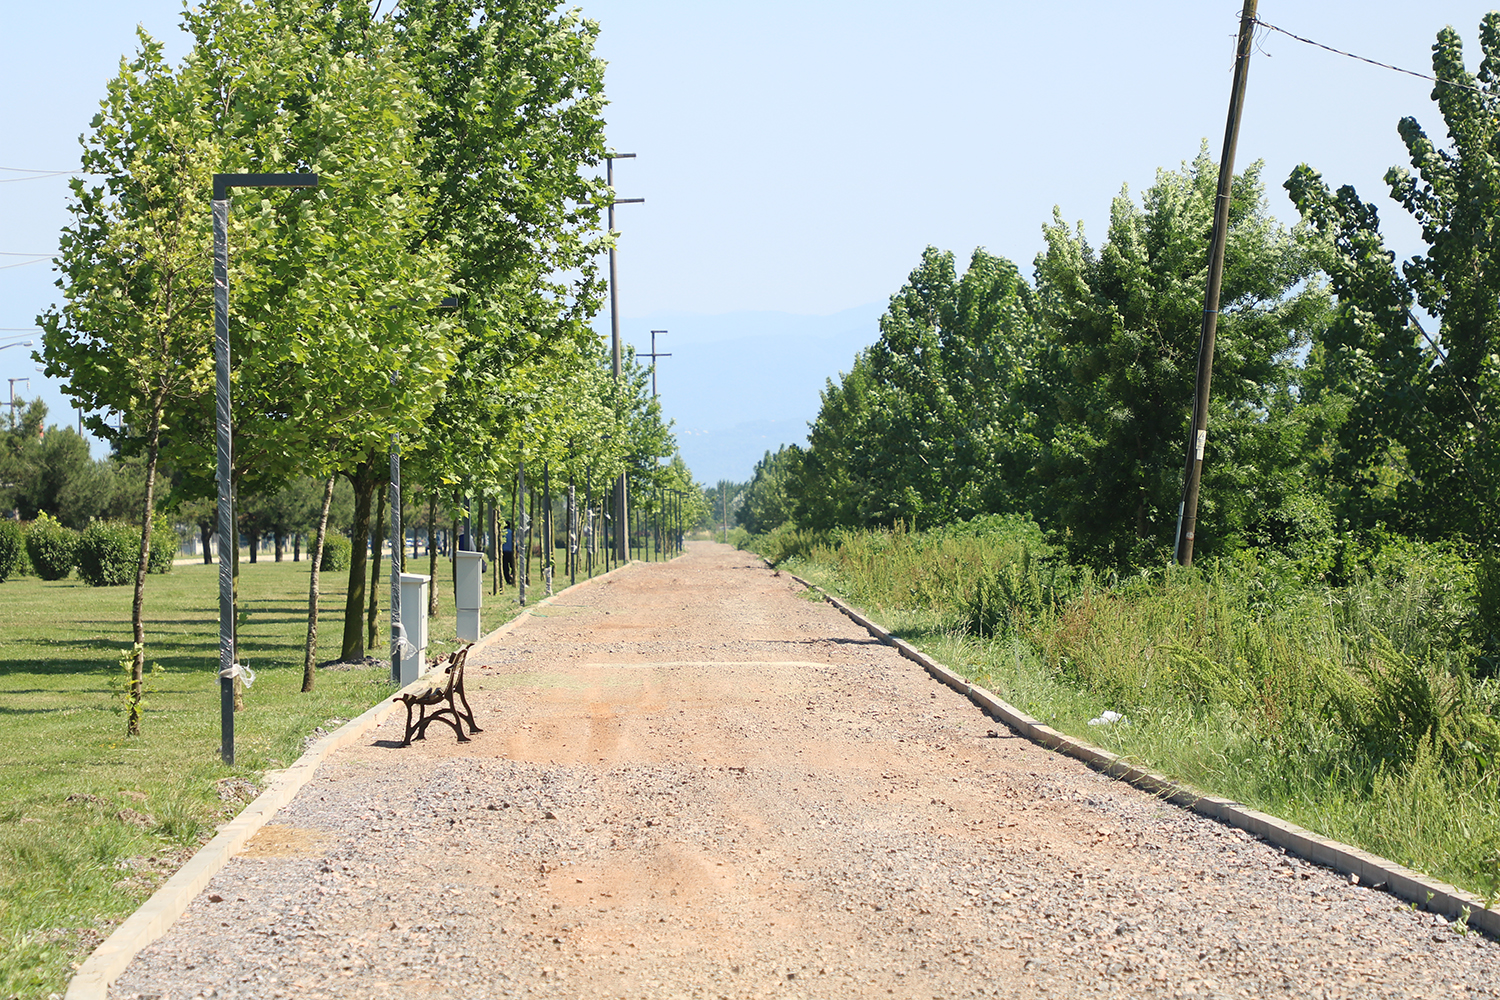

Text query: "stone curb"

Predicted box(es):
[65, 560, 637, 1000]
[783, 569, 1498, 937]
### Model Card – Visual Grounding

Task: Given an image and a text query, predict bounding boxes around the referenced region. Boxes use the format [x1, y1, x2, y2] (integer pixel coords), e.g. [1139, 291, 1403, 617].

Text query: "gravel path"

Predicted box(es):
[108, 542, 1500, 999]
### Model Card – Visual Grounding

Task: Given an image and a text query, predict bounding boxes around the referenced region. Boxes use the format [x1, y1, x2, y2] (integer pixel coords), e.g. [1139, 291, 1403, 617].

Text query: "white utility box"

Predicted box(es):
[454, 550, 486, 642]
[398, 572, 430, 687]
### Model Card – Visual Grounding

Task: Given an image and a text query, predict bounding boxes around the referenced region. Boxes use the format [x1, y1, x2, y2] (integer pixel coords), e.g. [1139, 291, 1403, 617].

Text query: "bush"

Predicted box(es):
[76, 521, 140, 587]
[26, 513, 78, 581]
[0, 520, 23, 582]
[320, 533, 351, 572]
[148, 516, 177, 575]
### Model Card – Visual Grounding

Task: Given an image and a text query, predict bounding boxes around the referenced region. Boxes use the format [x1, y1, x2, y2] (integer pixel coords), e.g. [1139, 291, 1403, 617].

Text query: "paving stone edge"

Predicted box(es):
[781, 567, 1499, 938]
[64, 560, 638, 1000]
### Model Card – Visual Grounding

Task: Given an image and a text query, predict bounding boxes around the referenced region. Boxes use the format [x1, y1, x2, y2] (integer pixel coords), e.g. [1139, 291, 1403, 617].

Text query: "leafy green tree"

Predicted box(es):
[1286, 17, 1500, 553]
[39, 31, 217, 733]
[1035, 150, 1327, 570]
[739, 447, 799, 535]
[166, 0, 458, 663]
[2, 401, 125, 528]
[792, 354, 874, 532]
[790, 248, 1041, 532]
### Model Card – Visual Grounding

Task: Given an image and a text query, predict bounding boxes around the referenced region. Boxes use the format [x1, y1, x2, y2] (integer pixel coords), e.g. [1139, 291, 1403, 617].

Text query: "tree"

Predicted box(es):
[739, 447, 799, 535]
[170, 0, 457, 664]
[1286, 16, 1500, 553]
[1034, 149, 1327, 570]
[845, 247, 1040, 529]
[39, 35, 216, 734]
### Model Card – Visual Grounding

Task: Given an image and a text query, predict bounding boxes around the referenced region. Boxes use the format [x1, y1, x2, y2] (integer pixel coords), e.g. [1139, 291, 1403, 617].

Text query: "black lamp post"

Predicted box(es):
[213, 172, 317, 766]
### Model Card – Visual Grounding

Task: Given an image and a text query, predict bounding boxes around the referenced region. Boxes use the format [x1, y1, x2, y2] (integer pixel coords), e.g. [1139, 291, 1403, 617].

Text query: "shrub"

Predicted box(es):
[320, 533, 351, 572]
[0, 520, 23, 582]
[26, 513, 78, 581]
[76, 521, 140, 587]
[148, 516, 178, 575]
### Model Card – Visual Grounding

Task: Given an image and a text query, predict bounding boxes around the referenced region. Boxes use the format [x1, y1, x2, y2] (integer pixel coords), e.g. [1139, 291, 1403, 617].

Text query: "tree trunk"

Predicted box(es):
[340, 458, 379, 662]
[447, 500, 459, 602]
[247, 527, 259, 564]
[368, 485, 385, 654]
[293, 533, 301, 562]
[274, 532, 284, 562]
[126, 393, 165, 737]
[302, 476, 335, 692]
[200, 521, 213, 564]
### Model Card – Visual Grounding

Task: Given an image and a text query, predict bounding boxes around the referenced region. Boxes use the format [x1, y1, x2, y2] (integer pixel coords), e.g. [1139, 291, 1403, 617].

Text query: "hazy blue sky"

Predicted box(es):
[4, 2, 1499, 456]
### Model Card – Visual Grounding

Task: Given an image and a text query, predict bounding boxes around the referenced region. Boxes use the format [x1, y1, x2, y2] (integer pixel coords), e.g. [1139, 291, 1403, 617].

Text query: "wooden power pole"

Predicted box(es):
[1174, 0, 1259, 567]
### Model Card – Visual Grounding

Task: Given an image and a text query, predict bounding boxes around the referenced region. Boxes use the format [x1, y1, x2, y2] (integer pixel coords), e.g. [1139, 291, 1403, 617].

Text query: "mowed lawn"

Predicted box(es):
[0, 555, 483, 1000]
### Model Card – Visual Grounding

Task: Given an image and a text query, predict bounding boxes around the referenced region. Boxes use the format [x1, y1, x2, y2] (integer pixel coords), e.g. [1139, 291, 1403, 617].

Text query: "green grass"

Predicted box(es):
[750, 519, 1500, 903]
[0, 554, 536, 1000]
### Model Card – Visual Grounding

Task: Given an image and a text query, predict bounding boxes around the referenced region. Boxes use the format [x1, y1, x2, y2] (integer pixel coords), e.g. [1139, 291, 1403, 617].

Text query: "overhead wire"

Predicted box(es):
[1251, 17, 1494, 101]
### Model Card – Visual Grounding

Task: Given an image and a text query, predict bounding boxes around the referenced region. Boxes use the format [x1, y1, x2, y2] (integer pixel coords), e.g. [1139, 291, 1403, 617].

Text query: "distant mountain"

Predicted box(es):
[608, 303, 885, 485]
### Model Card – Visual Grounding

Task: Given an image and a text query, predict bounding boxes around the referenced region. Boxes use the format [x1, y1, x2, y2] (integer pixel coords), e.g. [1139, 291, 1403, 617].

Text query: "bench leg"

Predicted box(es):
[400, 701, 419, 747]
[415, 707, 467, 743]
[453, 686, 483, 736]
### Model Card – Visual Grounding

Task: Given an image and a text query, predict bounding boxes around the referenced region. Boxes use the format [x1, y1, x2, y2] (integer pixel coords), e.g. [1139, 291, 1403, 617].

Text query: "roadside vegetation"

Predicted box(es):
[750, 518, 1500, 901]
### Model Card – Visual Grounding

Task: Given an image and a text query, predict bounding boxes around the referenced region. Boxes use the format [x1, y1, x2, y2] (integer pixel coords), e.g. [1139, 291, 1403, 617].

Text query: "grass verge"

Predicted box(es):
[0, 555, 532, 1000]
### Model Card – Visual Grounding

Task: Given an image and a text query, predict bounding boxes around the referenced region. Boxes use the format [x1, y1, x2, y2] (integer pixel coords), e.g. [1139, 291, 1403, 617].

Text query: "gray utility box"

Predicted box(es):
[454, 550, 486, 642]
[398, 572, 430, 687]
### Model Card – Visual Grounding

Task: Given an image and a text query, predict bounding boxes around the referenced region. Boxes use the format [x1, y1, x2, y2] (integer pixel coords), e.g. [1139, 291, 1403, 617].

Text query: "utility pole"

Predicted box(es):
[1173, 0, 1258, 567]
[606, 153, 644, 564]
[642, 329, 671, 398]
[7, 377, 29, 423]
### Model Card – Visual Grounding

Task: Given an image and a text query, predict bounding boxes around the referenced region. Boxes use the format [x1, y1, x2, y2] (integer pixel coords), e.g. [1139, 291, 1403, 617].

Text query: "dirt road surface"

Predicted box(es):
[108, 542, 1500, 999]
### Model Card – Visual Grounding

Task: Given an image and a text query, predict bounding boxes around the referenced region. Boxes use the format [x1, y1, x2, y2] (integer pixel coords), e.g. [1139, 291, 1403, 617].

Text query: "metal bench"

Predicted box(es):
[394, 644, 483, 746]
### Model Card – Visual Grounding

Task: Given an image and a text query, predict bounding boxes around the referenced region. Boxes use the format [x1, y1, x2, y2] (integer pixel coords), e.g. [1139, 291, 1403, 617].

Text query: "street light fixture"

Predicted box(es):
[213, 172, 317, 766]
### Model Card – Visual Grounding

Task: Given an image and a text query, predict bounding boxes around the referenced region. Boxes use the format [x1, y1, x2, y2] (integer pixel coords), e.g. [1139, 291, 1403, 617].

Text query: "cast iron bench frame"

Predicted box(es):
[394, 644, 483, 746]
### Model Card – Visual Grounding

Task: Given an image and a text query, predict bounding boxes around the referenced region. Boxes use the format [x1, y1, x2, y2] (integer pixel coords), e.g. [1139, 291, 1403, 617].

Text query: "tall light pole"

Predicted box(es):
[213, 172, 317, 766]
[606, 152, 643, 564]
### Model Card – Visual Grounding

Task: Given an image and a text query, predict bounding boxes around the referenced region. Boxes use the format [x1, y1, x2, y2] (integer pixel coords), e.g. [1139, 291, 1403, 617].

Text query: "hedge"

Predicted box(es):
[26, 513, 78, 581]
[76, 521, 140, 587]
[320, 533, 352, 572]
[0, 520, 23, 582]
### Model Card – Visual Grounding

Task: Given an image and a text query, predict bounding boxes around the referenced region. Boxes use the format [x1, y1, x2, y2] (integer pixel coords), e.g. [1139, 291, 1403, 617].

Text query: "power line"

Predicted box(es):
[0, 252, 54, 257]
[0, 258, 50, 271]
[1253, 18, 1492, 100]
[0, 171, 77, 183]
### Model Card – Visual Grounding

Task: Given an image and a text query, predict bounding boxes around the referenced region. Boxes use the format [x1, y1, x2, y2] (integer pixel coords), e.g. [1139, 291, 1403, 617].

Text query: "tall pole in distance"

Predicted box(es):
[606, 153, 644, 565]
[1173, 0, 1258, 567]
[643, 329, 671, 399]
[212, 172, 317, 766]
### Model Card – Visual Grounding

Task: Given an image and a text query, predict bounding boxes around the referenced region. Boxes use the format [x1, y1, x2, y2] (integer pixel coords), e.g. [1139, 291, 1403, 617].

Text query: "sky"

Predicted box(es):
[4, 1, 1499, 468]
